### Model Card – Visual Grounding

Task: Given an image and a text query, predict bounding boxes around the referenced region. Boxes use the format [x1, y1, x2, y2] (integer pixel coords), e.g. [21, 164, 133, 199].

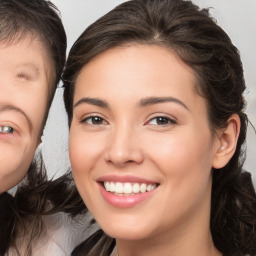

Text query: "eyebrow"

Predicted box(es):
[74, 97, 109, 109]
[139, 96, 189, 110]
[74, 96, 189, 111]
[0, 104, 32, 132]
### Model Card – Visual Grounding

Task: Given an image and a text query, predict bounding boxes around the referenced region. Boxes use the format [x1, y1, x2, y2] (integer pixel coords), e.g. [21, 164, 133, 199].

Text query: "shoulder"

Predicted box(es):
[39, 212, 89, 255]
[7, 212, 89, 256]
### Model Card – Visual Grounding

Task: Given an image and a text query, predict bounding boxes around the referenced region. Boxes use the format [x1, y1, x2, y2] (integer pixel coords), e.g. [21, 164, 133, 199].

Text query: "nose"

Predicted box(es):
[104, 125, 144, 167]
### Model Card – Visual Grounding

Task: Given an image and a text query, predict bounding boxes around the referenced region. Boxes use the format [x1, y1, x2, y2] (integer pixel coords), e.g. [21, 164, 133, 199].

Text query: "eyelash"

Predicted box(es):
[81, 115, 108, 125]
[146, 116, 176, 126]
[80, 115, 176, 127]
[17, 73, 30, 80]
[0, 126, 15, 134]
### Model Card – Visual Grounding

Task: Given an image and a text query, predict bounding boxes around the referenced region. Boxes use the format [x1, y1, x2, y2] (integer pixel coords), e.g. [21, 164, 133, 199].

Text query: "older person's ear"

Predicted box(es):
[212, 114, 241, 169]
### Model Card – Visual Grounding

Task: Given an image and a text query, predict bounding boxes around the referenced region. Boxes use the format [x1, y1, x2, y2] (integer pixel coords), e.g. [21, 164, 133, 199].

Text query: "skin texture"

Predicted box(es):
[69, 45, 239, 256]
[0, 35, 53, 192]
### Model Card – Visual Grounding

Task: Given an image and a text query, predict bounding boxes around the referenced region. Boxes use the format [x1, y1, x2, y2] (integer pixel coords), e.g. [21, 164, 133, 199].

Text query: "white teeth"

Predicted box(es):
[140, 183, 147, 193]
[123, 183, 132, 194]
[115, 182, 123, 193]
[105, 182, 110, 191]
[147, 184, 156, 192]
[132, 183, 140, 193]
[110, 182, 115, 192]
[103, 181, 157, 195]
[146, 184, 152, 192]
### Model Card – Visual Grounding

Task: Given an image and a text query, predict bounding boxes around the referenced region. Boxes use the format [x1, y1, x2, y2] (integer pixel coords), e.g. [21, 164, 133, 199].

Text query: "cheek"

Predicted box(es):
[69, 130, 106, 207]
[69, 129, 104, 177]
[147, 128, 214, 188]
[0, 141, 35, 192]
[144, 131, 214, 226]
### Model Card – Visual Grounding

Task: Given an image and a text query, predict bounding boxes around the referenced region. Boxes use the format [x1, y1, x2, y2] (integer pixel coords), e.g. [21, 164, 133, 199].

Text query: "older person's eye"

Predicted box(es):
[0, 126, 15, 134]
[17, 72, 30, 80]
[81, 116, 107, 125]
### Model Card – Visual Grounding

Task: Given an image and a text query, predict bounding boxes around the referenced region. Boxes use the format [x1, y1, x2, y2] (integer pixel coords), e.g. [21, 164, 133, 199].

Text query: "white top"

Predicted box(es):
[7, 212, 97, 256]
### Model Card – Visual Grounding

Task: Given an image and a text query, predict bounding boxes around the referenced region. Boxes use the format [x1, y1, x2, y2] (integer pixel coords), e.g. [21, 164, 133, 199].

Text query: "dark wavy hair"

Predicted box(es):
[63, 0, 256, 255]
[0, 0, 68, 255]
[0, 155, 86, 256]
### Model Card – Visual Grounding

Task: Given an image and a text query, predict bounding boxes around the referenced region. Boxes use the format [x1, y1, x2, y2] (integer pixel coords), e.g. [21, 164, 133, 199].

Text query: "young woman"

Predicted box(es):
[63, 0, 256, 255]
[0, 0, 68, 255]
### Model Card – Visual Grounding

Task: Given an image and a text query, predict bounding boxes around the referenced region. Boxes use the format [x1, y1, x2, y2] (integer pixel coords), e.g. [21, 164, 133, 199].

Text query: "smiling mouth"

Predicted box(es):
[103, 181, 158, 196]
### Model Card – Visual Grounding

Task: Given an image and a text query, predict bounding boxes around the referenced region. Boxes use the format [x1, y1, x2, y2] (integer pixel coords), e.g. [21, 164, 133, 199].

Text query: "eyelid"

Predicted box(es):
[16, 72, 32, 81]
[0, 122, 18, 138]
[0, 120, 20, 135]
[0, 121, 15, 128]
[80, 113, 109, 125]
[16, 64, 39, 81]
[0, 126, 14, 134]
[145, 113, 177, 126]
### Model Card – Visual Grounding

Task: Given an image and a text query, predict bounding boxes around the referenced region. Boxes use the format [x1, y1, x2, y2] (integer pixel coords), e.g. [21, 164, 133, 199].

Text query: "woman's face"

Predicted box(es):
[0, 35, 53, 192]
[69, 45, 220, 241]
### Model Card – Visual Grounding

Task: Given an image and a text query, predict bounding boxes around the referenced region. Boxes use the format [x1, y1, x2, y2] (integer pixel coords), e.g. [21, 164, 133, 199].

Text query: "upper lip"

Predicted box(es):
[97, 175, 159, 184]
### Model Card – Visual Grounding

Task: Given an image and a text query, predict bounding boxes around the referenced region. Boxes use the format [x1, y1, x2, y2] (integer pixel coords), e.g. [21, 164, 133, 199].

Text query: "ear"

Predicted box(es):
[212, 114, 241, 169]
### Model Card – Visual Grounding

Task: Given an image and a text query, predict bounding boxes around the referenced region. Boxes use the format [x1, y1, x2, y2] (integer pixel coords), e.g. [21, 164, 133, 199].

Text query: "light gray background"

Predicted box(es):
[43, 0, 256, 184]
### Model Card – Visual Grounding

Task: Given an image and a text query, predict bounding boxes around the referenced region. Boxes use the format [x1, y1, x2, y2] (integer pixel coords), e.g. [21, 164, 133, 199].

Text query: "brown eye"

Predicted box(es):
[82, 116, 107, 125]
[147, 116, 176, 126]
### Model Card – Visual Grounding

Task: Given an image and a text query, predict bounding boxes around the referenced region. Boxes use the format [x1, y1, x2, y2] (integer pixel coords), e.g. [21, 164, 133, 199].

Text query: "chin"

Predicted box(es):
[100, 222, 152, 241]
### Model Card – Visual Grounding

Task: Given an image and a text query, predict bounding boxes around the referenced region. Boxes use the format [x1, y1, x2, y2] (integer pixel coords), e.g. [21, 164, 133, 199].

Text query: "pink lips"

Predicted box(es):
[97, 175, 158, 208]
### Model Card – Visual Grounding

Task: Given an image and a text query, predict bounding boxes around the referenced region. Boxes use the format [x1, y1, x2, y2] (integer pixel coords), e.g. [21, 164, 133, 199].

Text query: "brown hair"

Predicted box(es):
[0, 0, 67, 255]
[0, 156, 85, 256]
[63, 0, 256, 255]
[0, 0, 67, 132]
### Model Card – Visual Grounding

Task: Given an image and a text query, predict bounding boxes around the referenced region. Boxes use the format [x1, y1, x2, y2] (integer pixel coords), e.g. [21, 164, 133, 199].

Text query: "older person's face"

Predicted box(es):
[0, 36, 53, 192]
[69, 45, 224, 242]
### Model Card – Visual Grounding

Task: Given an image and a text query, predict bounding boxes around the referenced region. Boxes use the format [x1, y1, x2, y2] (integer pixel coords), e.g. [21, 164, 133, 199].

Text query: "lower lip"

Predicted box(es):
[98, 183, 157, 208]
